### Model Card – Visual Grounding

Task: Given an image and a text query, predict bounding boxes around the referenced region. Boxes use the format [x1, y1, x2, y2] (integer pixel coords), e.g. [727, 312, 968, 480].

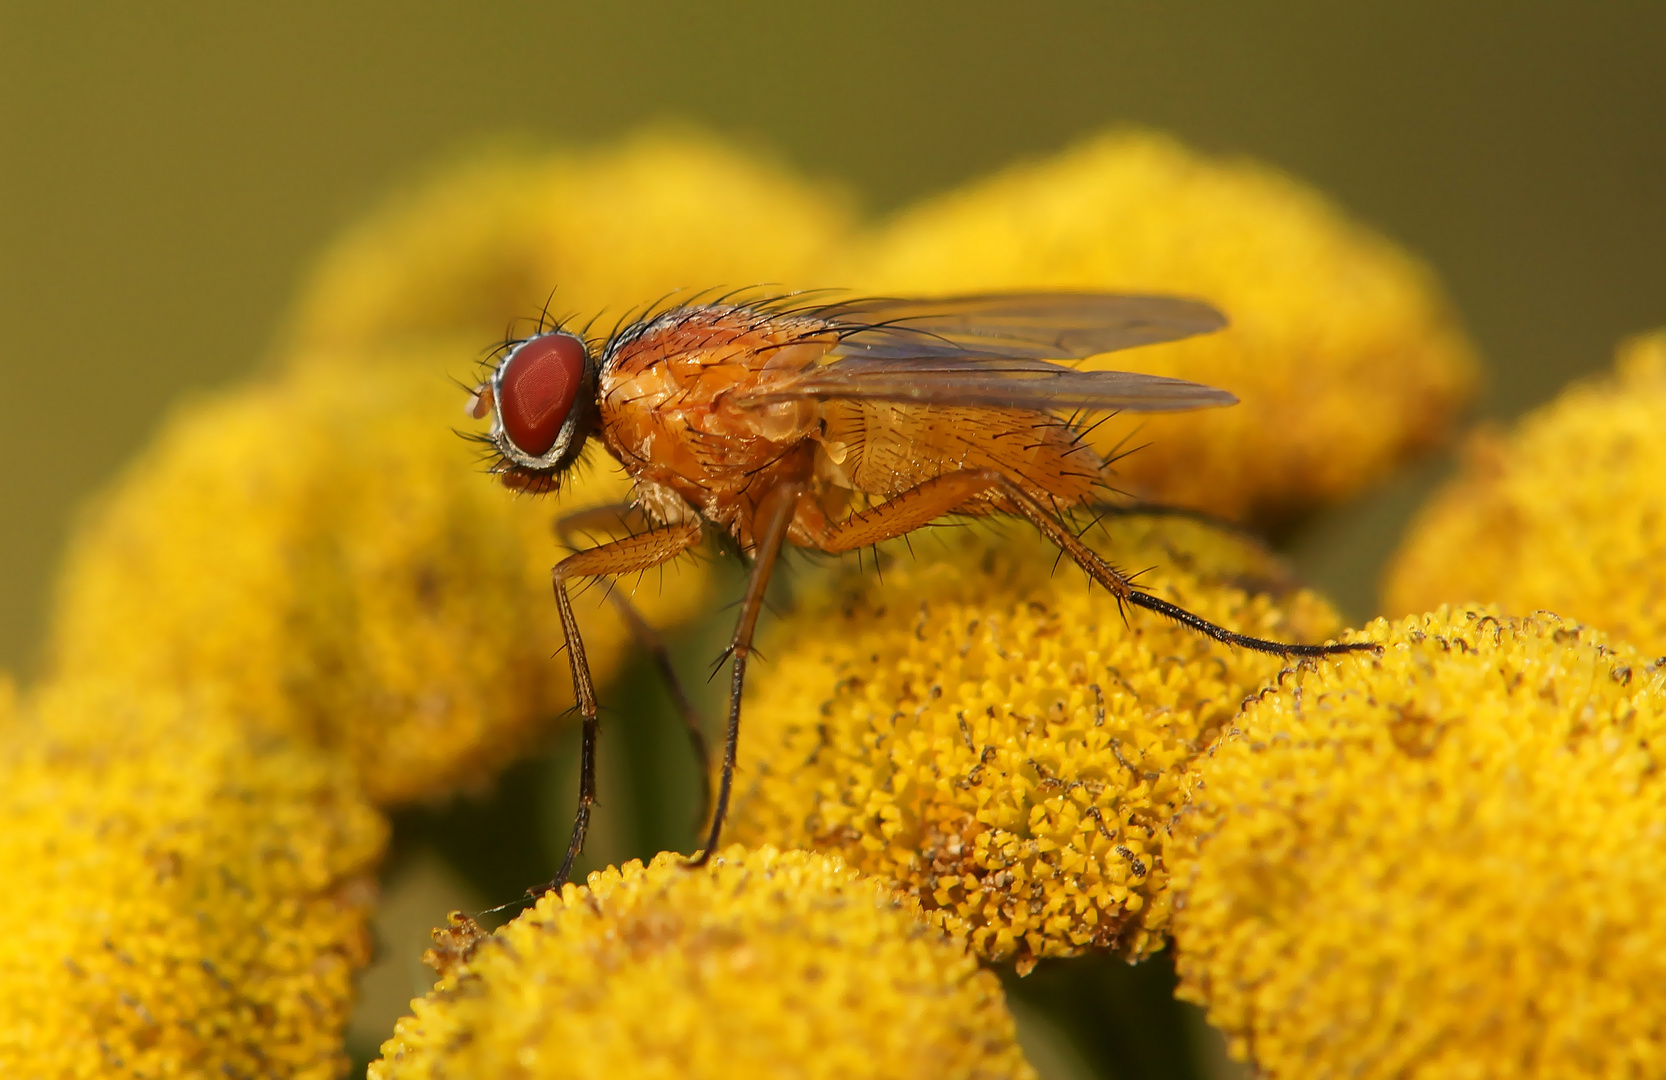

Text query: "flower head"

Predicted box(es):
[371, 846, 1035, 1080]
[840, 130, 1479, 524]
[48, 352, 710, 804]
[0, 678, 386, 1078]
[1170, 608, 1666, 1079]
[1384, 330, 1666, 655]
[728, 515, 1345, 970]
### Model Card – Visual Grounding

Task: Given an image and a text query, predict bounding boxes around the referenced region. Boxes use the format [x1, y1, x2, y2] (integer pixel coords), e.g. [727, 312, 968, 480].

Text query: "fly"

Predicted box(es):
[467, 290, 1372, 895]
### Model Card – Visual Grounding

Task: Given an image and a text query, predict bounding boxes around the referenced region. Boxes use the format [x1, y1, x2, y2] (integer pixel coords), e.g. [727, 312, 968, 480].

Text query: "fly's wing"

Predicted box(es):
[738, 291, 1236, 413]
[742, 357, 1237, 412]
[812, 291, 1226, 360]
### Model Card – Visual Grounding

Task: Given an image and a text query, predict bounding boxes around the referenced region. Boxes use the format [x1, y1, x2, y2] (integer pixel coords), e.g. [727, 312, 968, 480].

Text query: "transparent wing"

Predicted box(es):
[813, 291, 1227, 361]
[736, 291, 1235, 413]
[739, 356, 1236, 412]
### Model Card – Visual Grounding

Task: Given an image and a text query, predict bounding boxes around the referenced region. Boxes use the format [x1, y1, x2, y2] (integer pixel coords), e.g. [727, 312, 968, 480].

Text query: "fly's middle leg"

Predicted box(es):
[686, 480, 804, 870]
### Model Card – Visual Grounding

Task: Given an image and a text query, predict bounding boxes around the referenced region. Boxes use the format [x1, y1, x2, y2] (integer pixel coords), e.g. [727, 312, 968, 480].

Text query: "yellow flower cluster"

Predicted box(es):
[371, 846, 1036, 1080]
[1170, 608, 1666, 1079]
[284, 129, 853, 359]
[0, 680, 386, 1078]
[48, 350, 710, 805]
[728, 515, 1345, 971]
[19, 126, 1492, 1071]
[840, 130, 1479, 524]
[1384, 331, 1666, 655]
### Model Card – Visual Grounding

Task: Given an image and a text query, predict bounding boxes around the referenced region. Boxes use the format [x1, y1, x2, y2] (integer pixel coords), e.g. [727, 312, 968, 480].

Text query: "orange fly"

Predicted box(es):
[467, 291, 1369, 894]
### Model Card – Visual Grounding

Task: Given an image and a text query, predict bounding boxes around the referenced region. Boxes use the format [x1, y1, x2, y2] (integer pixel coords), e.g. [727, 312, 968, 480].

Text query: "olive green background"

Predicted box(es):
[2, 0, 1663, 671]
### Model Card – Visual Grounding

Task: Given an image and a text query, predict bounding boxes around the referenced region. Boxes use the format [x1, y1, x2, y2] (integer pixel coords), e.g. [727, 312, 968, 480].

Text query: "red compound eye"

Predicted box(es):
[497, 333, 586, 457]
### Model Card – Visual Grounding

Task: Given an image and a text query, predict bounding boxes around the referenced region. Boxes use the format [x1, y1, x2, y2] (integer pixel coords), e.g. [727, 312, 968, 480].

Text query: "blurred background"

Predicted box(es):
[3, 1, 1664, 673]
[2, 3, 1662, 1076]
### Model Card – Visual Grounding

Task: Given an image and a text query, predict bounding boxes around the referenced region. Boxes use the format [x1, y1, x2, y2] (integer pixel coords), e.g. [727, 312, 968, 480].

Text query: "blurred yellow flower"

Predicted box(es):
[0, 678, 386, 1079]
[1171, 608, 1666, 1079]
[840, 130, 1480, 524]
[285, 129, 854, 359]
[728, 515, 1345, 971]
[1384, 331, 1666, 655]
[48, 350, 709, 804]
[371, 846, 1036, 1080]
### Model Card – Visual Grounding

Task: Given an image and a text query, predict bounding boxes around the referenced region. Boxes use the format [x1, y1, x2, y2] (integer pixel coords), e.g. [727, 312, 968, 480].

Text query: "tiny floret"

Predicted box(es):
[1170, 608, 1666, 1079]
[371, 846, 1036, 1080]
[728, 516, 1345, 970]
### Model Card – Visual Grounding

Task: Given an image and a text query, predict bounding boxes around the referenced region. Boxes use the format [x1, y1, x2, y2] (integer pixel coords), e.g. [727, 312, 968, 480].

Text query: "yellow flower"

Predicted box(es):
[48, 351, 710, 804]
[0, 678, 386, 1079]
[1383, 331, 1666, 655]
[840, 130, 1480, 524]
[1170, 608, 1666, 1079]
[284, 129, 853, 359]
[371, 846, 1036, 1080]
[728, 515, 1345, 971]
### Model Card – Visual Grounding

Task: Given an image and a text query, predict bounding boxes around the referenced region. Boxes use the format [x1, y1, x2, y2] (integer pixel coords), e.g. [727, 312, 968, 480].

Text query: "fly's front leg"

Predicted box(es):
[686, 480, 804, 869]
[555, 504, 713, 835]
[811, 470, 1373, 658]
[537, 517, 703, 897]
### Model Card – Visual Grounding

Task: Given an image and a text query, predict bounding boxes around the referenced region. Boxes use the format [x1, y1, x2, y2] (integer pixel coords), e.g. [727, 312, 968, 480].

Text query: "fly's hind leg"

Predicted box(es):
[1077, 500, 1299, 592]
[811, 469, 1373, 658]
[537, 517, 704, 897]
[1082, 498, 1259, 539]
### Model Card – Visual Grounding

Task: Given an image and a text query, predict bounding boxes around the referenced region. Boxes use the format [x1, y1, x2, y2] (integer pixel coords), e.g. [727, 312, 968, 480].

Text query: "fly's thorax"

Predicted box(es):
[597, 305, 830, 480]
[599, 304, 834, 385]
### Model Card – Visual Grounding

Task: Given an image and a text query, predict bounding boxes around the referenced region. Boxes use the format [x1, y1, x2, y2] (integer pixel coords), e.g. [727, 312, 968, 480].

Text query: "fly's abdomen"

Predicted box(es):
[818, 400, 1107, 507]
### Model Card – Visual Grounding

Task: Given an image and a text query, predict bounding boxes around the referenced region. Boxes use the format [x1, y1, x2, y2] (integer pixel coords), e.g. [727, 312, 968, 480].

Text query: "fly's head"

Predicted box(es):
[469, 329, 599, 494]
